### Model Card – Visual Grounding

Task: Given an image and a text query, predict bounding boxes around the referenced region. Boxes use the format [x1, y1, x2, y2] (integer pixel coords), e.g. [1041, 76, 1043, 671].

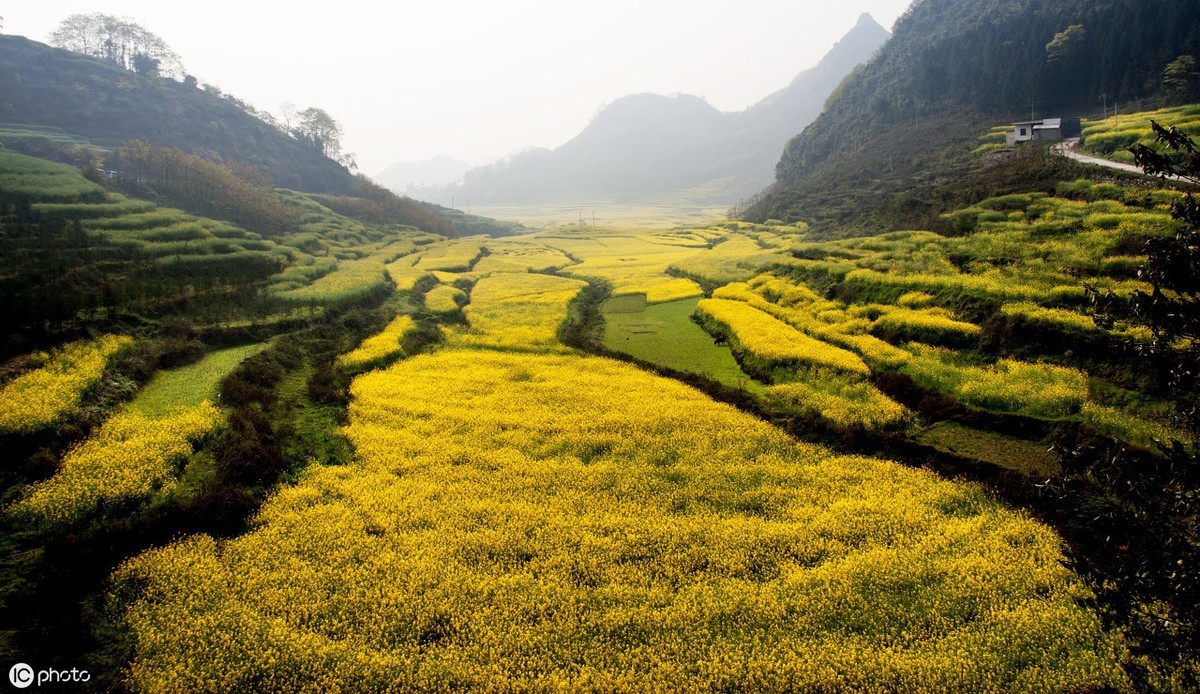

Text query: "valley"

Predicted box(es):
[1, 1, 1199, 690]
[1, 128, 1195, 688]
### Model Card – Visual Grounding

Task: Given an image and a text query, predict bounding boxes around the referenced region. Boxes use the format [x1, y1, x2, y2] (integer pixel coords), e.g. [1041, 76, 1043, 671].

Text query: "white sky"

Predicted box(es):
[2, 1, 912, 175]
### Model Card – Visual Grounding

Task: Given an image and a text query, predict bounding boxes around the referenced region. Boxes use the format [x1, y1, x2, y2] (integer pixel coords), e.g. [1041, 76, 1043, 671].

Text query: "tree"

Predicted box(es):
[1164, 55, 1200, 101]
[1045, 24, 1086, 62]
[49, 13, 183, 79]
[278, 103, 299, 133]
[1117, 122, 1200, 442]
[292, 107, 354, 168]
[130, 52, 160, 76]
[1072, 121, 1200, 683]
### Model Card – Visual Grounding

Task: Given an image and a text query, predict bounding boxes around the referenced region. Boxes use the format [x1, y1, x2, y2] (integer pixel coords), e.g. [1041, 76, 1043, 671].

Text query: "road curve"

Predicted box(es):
[1052, 137, 1193, 184]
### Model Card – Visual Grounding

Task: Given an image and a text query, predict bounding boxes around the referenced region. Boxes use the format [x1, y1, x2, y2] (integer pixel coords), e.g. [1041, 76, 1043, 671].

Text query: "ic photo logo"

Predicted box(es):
[8, 663, 33, 688]
[8, 663, 90, 688]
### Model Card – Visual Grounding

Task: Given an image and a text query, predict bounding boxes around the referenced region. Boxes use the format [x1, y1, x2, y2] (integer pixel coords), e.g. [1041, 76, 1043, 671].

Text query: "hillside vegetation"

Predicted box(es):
[746, 0, 1200, 235]
[0, 35, 352, 193]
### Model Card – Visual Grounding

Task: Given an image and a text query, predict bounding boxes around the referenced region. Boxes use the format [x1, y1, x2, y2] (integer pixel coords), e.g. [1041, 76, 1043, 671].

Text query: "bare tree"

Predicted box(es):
[278, 102, 299, 134]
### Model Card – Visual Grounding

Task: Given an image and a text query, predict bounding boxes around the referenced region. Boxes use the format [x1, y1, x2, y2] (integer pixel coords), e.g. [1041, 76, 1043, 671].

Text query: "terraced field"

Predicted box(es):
[4, 139, 1194, 689]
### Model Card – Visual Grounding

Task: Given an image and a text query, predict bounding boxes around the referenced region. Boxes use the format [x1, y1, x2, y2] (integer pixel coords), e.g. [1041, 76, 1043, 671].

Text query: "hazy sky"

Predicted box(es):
[3, 1, 912, 175]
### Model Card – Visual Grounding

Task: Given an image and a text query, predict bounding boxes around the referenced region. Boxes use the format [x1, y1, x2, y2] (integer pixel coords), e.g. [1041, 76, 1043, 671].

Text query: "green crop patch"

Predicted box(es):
[916, 422, 1059, 476]
[0, 151, 104, 201]
[602, 297, 761, 391]
[130, 343, 270, 417]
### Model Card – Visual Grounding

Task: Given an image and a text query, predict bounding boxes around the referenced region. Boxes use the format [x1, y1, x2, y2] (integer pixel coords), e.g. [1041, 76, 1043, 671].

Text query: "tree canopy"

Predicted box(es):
[49, 13, 183, 78]
[292, 107, 356, 170]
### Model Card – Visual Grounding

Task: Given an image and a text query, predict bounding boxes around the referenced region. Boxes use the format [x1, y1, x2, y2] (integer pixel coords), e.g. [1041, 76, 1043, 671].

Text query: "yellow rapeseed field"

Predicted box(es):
[455, 273, 586, 349]
[541, 230, 706, 303]
[766, 375, 912, 431]
[698, 298, 870, 375]
[414, 240, 483, 272]
[903, 345, 1089, 419]
[0, 334, 133, 434]
[274, 256, 389, 305]
[114, 349, 1127, 692]
[337, 315, 416, 371]
[423, 285, 466, 314]
[470, 238, 575, 274]
[384, 254, 432, 292]
[11, 401, 221, 524]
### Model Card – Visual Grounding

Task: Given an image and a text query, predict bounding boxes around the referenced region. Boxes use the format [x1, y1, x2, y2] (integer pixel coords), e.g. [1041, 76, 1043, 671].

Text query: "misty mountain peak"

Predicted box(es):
[857, 12, 880, 29]
[438, 13, 889, 202]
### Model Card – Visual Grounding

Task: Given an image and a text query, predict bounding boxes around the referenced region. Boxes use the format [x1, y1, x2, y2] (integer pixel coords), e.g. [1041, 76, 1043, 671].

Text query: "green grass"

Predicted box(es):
[0, 123, 101, 148]
[274, 365, 355, 471]
[603, 293, 649, 313]
[0, 151, 104, 201]
[129, 343, 269, 417]
[916, 421, 1060, 476]
[601, 297, 761, 391]
[902, 345, 1088, 420]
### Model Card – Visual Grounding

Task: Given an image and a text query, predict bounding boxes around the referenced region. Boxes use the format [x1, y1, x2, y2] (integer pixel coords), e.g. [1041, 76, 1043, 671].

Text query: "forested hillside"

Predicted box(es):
[746, 0, 1200, 233]
[0, 34, 356, 194]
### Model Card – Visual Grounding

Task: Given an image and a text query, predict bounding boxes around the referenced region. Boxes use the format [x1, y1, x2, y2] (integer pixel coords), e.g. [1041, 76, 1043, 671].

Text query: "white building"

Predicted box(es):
[1006, 117, 1082, 146]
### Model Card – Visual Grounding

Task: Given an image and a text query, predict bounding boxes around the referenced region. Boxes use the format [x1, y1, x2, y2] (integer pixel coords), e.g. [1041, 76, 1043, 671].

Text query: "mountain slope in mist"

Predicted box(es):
[447, 13, 890, 206]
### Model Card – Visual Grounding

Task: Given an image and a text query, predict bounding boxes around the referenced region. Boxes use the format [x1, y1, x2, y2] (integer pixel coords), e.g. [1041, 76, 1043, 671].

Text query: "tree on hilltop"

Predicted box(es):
[292, 107, 356, 170]
[50, 13, 183, 78]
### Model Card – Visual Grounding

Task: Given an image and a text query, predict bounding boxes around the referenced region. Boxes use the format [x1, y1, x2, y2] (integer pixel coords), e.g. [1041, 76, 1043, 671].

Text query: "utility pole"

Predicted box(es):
[1101, 93, 1108, 121]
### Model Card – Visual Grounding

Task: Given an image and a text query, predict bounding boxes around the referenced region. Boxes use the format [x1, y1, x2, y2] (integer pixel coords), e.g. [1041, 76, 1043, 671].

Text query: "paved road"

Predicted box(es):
[1052, 137, 1197, 184]
[1052, 138, 1149, 174]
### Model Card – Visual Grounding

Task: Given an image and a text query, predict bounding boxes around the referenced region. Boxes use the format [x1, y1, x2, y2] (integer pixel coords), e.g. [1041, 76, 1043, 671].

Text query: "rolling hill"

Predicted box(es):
[0, 34, 358, 194]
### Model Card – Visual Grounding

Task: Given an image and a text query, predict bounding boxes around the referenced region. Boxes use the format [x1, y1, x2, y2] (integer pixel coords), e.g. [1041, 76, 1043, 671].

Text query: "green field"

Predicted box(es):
[916, 421, 1060, 476]
[601, 296, 762, 391]
[129, 343, 269, 417]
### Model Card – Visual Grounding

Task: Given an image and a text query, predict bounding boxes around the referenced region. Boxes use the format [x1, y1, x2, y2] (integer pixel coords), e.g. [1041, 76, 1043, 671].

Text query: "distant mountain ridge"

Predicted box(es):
[443, 13, 890, 206]
[375, 155, 472, 193]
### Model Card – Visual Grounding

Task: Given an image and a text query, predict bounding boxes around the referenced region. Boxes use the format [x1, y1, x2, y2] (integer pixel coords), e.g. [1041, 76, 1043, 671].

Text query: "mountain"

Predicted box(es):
[452, 13, 890, 206]
[0, 34, 357, 194]
[745, 0, 1200, 234]
[374, 155, 472, 193]
[727, 13, 894, 192]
